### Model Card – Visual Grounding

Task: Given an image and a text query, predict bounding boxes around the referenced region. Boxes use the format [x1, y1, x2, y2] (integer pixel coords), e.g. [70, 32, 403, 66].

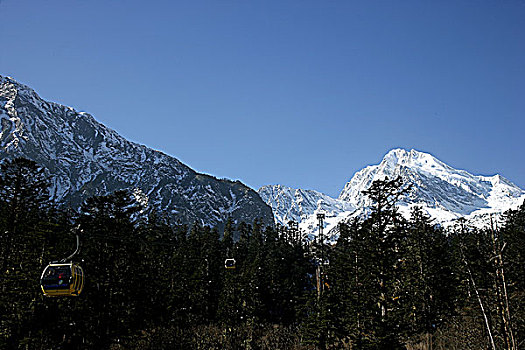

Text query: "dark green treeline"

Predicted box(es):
[0, 158, 524, 349]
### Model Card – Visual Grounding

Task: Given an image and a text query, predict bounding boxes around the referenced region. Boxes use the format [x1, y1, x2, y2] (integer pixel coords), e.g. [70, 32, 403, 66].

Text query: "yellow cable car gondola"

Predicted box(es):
[225, 258, 236, 269]
[40, 262, 84, 297]
[40, 228, 85, 297]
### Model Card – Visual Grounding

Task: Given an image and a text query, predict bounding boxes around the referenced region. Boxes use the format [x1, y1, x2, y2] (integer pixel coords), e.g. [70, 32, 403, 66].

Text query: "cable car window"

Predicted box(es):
[41, 266, 72, 289]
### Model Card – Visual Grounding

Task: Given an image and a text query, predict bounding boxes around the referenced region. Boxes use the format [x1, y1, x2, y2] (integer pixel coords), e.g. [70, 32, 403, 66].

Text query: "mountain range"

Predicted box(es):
[2, 75, 523, 236]
[0, 75, 274, 229]
[258, 149, 525, 236]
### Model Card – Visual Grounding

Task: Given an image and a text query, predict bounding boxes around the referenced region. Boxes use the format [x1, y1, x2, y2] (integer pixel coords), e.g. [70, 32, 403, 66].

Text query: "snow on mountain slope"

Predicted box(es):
[258, 185, 355, 238]
[339, 149, 525, 226]
[260, 149, 525, 236]
[0, 75, 274, 229]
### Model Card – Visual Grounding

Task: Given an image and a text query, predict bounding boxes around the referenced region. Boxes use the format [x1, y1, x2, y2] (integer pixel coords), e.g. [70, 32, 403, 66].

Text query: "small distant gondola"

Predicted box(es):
[224, 258, 236, 269]
[40, 262, 84, 297]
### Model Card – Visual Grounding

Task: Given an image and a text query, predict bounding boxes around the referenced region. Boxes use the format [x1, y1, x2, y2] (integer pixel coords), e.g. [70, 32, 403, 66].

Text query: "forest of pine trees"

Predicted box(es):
[0, 157, 524, 349]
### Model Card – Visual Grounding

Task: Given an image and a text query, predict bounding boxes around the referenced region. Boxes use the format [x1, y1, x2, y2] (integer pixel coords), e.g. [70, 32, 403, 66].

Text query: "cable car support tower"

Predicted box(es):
[316, 212, 326, 299]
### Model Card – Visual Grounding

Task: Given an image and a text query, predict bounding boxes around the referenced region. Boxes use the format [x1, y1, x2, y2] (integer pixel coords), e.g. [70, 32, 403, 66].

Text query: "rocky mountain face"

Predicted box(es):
[0, 75, 274, 229]
[260, 149, 525, 236]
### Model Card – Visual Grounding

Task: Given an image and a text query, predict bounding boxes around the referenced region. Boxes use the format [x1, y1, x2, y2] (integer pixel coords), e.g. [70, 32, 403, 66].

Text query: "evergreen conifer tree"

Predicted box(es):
[0, 157, 55, 348]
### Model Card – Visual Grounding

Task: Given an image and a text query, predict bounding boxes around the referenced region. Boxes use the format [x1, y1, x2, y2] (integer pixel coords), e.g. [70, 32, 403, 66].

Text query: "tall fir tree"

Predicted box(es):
[357, 176, 410, 348]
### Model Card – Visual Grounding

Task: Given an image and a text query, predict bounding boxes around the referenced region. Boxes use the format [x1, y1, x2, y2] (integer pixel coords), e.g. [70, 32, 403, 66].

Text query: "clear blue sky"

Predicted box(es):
[1, 0, 524, 197]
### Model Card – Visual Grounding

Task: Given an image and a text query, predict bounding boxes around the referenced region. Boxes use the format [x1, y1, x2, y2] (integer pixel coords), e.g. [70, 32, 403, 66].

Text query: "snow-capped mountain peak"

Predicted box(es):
[261, 149, 525, 235]
[339, 149, 524, 221]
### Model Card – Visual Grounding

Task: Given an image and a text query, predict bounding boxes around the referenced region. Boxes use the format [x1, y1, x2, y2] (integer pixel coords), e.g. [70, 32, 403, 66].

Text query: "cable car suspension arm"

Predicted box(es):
[61, 226, 82, 263]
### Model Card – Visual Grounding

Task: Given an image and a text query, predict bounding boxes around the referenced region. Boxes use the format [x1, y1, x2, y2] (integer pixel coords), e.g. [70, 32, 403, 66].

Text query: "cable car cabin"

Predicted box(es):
[224, 258, 236, 269]
[40, 262, 84, 297]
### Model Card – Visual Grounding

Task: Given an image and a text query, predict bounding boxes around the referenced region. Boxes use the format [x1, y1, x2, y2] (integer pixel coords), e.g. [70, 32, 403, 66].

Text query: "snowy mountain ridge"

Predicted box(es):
[258, 184, 355, 240]
[0, 75, 274, 228]
[260, 149, 525, 235]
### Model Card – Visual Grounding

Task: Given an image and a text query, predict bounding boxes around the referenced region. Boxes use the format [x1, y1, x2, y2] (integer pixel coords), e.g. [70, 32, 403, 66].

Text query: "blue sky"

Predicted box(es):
[1, 0, 524, 197]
